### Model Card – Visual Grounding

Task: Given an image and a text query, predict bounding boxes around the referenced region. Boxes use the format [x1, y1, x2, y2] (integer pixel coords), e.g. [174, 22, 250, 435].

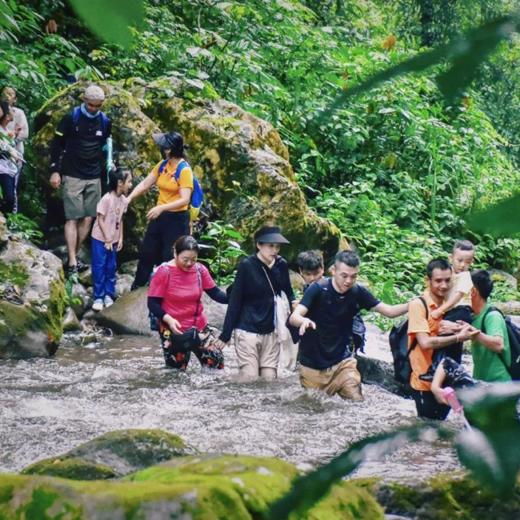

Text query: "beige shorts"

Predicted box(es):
[62, 175, 101, 220]
[234, 329, 279, 376]
[299, 357, 363, 401]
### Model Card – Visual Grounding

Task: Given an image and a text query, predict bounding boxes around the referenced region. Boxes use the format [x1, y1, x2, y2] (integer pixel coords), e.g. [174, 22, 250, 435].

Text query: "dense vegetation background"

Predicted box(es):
[1, 0, 519, 301]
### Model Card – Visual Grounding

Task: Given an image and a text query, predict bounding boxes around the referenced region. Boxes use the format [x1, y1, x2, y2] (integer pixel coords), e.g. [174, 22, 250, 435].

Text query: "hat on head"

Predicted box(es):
[254, 226, 290, 244]
[152, 131, 185, 156]
[84, 85, 105, 101]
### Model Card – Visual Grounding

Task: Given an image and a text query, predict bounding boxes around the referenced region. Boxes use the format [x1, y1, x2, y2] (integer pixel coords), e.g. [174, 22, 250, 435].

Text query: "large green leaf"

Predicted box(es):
[466, 194, 520, 236]
[456, 383, 520, 496]
[266, 425, 449, 519]
[68, 0, 144, 48]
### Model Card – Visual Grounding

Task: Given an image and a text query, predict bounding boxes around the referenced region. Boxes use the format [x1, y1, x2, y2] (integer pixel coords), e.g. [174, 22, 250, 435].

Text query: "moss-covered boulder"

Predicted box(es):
[375, 473, 520, 519]
[4, 453, 382, 519]
[22, 429, 196, 479]
[0, 234, 65, 358]
[33, 79, 343, 260]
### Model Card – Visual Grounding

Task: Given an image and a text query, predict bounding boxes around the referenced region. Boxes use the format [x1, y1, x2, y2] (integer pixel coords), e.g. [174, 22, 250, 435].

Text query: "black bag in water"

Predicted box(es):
[389, 296, 428, 385]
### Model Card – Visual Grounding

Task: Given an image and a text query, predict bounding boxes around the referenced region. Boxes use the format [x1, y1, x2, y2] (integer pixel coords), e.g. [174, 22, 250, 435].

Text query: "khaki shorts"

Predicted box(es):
[62, 176, 101, 220]
[234, 330, 279, 377]
[299, 357, 363, 401]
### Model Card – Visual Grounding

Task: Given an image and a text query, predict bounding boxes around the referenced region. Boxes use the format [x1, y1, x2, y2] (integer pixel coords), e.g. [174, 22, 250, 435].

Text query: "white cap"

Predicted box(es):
[84, 85, 105, 101]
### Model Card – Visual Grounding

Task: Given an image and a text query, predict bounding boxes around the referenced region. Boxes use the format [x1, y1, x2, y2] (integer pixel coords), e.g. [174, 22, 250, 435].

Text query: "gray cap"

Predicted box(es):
[84, 85, 105, 101]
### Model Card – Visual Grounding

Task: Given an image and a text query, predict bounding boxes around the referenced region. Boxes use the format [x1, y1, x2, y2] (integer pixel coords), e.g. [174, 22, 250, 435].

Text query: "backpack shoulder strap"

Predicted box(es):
[99, 111, 109, 137]
[174, 160, 189, 181]
[72, 106, 81, 126]
[418, 296, 429, 319]
[480, 305, 512, 375]
[158, 159, 169, 174]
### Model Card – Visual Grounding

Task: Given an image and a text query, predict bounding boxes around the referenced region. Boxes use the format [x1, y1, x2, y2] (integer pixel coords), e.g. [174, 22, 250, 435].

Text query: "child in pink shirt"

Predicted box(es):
[91, 168, 132, 311]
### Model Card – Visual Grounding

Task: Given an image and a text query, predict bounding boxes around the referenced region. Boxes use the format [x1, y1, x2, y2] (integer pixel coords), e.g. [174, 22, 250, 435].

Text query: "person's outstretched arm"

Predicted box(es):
[373, 301, 408, 318]
[126, 172, 157, 204]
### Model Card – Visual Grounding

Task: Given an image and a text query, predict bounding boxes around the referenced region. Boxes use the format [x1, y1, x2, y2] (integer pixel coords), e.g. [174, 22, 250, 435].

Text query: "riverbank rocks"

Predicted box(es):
[4, 429, 520, 519]
[32, 79, 343, 261]
[22, 429, 195, 480]
[0, 228, 65, 358]
[374, 474, 520, 519]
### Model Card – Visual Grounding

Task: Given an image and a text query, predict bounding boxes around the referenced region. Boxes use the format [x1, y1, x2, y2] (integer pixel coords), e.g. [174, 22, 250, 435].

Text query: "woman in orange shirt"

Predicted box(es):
[128, 132, 193, 289]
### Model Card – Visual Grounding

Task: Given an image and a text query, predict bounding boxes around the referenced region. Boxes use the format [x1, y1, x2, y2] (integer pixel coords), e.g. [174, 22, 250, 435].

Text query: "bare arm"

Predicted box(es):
[289, 304, 316, 336]
[127, 172, 157, 204]
[146, 187, 192, 221]
[472, 330, 504, 353]
[373, 302, 408, 318]
[431, 290, 464, 319]
[415, 324, 478, 350]
[96, 213, 112, 245]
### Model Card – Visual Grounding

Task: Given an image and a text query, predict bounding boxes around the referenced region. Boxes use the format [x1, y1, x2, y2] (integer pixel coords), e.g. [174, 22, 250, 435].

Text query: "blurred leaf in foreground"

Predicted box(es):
[266, 425, 449, 519]
[456, 383, 520, 496]
[68, 0, 144, 49]
[466, 194, 520, 237]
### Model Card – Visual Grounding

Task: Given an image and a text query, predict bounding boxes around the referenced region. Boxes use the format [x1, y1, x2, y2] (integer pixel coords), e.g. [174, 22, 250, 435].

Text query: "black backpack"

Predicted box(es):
[389, 296, 428, 385]
[481, 306, 520, 380]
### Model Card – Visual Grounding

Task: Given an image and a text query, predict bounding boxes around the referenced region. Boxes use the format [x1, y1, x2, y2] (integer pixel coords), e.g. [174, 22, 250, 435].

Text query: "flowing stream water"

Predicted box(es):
[0, 330, 464, 481]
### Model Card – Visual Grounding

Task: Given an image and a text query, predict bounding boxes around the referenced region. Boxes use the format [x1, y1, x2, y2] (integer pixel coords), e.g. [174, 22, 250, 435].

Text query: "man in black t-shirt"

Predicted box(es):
[289, 250, 409, 400]
[49, 85, 112, 277]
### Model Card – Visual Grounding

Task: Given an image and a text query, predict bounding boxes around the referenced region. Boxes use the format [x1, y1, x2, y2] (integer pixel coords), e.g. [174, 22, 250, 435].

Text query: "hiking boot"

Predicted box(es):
[92, 299, 104, 312]
[103, 295, 114, 308]
[76, 259, 90, 272]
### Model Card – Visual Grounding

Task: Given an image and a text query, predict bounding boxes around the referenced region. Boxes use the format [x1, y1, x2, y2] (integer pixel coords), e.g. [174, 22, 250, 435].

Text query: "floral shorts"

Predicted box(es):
[159, 324, 224, 371]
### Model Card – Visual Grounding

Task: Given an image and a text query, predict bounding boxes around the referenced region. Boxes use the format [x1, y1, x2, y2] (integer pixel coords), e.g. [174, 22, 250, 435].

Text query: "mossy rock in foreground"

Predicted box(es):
[2, 454, 383, 519]
[22, 457, 116, 481]
[375, 473, 520, 519]
[22, 429, 196, 479]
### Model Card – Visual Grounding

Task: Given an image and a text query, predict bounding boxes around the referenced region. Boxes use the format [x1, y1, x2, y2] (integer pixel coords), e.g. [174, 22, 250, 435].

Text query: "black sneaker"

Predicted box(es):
[66, 264, 78, 279]
[76, 259, 90, 272]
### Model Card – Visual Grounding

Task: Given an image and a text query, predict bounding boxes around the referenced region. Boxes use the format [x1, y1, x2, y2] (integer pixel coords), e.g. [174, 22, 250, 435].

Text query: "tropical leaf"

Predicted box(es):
[266, 425, 450, 519]
[68, 0, 144, 48]
[466, 194, 520, 236]
[456, 383, 520, 496]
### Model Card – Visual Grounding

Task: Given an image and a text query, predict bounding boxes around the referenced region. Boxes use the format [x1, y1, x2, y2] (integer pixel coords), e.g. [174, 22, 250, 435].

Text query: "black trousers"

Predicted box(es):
[412, 389, 450, 420]
[432, 305, 473, 366]
[0, 174, 15, 214]
[132, 210, 189, 288]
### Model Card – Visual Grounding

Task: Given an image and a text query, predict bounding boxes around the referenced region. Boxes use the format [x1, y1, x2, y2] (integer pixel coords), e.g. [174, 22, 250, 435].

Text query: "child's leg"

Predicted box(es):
[91, 238, 107, 300]
[105, 244, 118, 299]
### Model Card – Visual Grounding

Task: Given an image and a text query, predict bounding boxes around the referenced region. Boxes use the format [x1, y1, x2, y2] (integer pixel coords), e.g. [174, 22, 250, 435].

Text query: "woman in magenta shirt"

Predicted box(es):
[147, 235, 228, 370]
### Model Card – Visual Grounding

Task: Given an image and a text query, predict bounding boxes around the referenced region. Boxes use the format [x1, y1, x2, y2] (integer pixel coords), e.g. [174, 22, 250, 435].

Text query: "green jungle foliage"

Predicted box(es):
[1, 0, 519, 298]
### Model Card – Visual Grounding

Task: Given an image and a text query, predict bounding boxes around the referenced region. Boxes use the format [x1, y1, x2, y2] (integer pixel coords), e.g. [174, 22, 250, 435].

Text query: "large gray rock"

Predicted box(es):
[33, 79, 344, 261]
[91, 287, 227, 335]
[0, 236, 65, 358]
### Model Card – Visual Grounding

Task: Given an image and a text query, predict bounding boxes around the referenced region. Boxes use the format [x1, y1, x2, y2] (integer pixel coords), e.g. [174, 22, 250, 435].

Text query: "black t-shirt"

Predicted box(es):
[49, 111, 111, 179]
[299, 278, 380, 370]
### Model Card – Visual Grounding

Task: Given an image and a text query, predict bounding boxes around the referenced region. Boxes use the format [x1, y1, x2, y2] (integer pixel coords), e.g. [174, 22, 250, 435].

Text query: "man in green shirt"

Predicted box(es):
[470, 269, 511, 382]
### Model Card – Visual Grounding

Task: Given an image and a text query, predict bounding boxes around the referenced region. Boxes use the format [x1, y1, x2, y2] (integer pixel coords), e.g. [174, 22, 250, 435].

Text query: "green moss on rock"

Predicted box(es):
[22, 457, 116, 481]
[21, 429, 195, 480]
[377, 473, 520, 519]
[0, 260, 29, 288]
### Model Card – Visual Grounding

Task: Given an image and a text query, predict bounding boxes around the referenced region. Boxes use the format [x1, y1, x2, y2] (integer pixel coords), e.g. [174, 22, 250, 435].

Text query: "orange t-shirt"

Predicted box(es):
[151, 159, 193, 212]
[407, 291, 443, 391]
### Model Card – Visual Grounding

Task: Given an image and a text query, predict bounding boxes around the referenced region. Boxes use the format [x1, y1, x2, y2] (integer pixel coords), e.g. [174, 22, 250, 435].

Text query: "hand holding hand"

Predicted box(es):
[211, 338, 227, 351]
[146, 205, 164, 221]
[49, 172, 61, 189]
[299, 317, 316, 336]
[104, 241, 113, 251]
[458, 324, 479, 342]
[439, 320, 463, 335]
